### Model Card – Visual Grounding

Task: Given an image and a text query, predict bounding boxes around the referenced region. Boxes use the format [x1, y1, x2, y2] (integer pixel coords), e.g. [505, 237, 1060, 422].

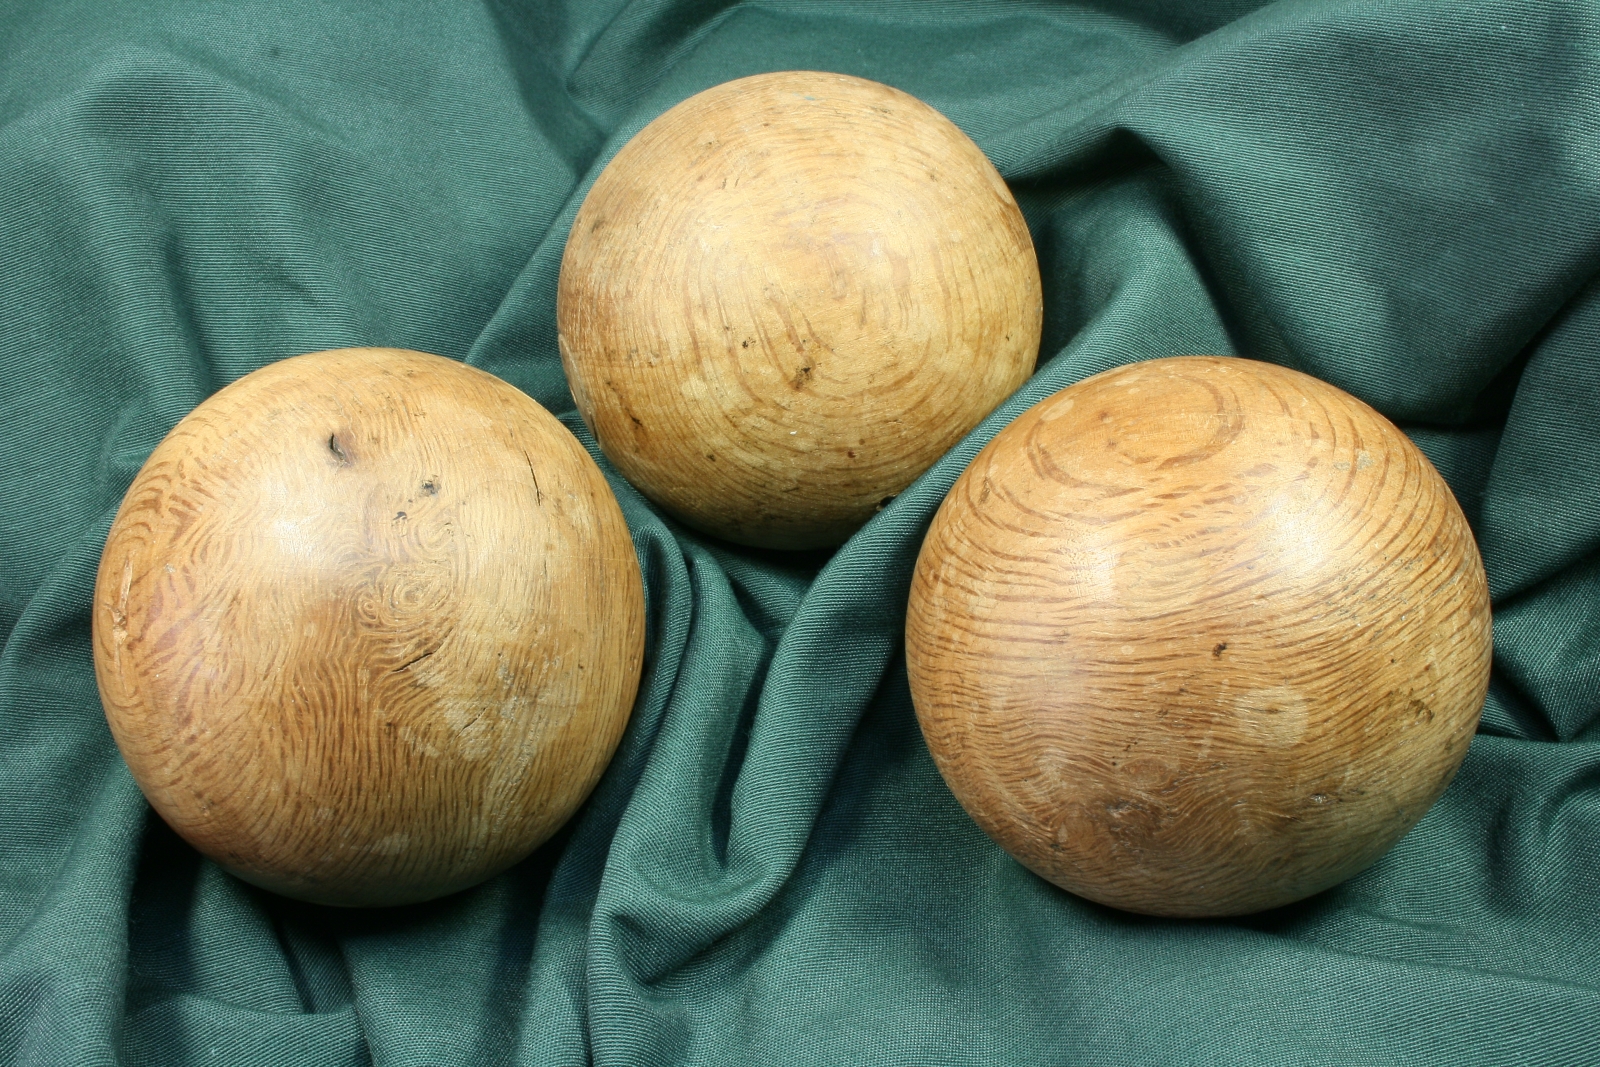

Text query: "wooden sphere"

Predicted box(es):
[905, 357, 1492, 917]
[93, 348, 645, 906]
[557, 71, 1042, 549]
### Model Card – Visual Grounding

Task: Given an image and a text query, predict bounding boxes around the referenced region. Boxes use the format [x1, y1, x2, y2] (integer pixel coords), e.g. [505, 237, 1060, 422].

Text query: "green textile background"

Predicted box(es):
[2, 0, 1597, 1063]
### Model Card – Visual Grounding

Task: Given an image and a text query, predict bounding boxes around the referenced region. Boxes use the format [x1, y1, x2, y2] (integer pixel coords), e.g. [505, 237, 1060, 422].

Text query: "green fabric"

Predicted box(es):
[2, 0, 1597, 1062]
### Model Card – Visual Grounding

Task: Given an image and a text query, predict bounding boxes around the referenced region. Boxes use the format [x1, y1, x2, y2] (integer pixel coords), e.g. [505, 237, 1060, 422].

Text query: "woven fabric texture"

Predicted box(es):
[1, 1, 1597, 1064]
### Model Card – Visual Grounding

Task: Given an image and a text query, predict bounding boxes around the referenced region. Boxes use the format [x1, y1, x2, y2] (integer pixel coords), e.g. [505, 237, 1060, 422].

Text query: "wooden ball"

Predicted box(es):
[557, 71, 1042, 549]
[93, 348, 645, 907]
[905, 357, 1492, 917]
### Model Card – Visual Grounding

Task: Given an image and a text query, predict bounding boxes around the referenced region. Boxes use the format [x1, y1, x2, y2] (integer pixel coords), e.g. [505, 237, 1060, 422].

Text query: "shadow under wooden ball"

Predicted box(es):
[558, 70, 1042, 550]
[93, 348, 645, 907]
[905, 357, 1492, 918]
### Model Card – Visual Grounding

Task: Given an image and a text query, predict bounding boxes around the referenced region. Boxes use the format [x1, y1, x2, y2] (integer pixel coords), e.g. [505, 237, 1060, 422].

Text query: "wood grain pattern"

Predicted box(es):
[905, 357, 1492, 917]
[93, 348, 645, 906]
[558, 71, 1042, 549]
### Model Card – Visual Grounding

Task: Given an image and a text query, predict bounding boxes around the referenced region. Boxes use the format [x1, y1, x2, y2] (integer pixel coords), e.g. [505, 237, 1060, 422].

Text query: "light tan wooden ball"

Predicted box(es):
[905, 357, 1492, 917]
[93, 348, 645, 907]
[557, 70, 1042, 549]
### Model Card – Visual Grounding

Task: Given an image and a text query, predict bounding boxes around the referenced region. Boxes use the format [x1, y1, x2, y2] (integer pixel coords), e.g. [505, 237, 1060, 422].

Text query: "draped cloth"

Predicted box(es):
[1, 1, 1596, 1063]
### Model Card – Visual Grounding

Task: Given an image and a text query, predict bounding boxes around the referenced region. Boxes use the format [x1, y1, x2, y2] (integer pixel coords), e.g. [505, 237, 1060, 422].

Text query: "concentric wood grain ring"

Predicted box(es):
[94, 348, 645, 906]
[906, 357, 1492, 917]
[558, 71, 1041, 549]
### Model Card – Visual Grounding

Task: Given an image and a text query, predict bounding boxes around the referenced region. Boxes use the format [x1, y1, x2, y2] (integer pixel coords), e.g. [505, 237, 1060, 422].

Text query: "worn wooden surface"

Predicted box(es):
[93, 348, 645, 906]
[905, 357, 1493, 917]
[558, 70, 1042, 549]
